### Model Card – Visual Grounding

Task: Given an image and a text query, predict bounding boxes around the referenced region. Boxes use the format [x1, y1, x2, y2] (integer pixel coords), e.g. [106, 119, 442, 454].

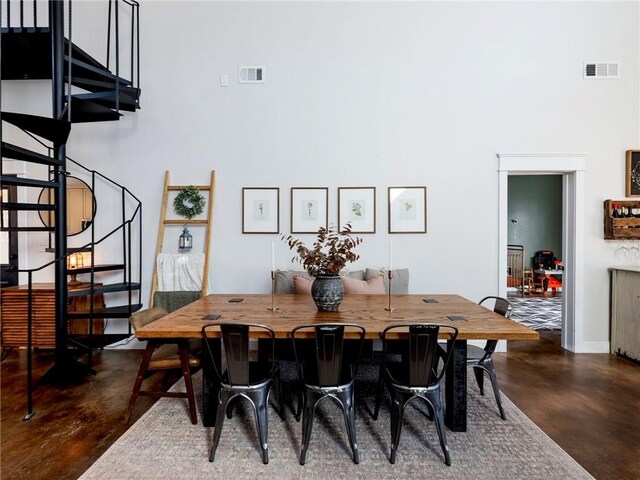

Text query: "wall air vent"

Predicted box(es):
[239, 66, 264, 84]
[584, 62, 620, 79]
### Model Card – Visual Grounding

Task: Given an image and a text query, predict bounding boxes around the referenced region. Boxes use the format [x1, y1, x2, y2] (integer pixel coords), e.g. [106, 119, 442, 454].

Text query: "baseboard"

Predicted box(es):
[574, 341, 610, 353]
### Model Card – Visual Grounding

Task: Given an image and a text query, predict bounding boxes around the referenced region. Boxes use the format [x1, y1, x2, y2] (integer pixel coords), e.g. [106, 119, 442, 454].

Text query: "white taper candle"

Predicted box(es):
[271, 241, 275, 272]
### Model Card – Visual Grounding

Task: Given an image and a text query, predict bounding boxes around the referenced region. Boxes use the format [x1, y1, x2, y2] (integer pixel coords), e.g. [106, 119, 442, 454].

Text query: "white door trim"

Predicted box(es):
[497, 153, 587, 352]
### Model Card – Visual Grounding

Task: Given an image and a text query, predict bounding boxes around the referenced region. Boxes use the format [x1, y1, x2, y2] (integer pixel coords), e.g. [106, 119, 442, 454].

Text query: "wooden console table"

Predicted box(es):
[0, 283, 105, 349]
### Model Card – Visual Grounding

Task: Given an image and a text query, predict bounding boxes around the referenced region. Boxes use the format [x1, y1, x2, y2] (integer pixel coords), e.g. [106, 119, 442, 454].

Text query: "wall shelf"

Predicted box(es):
[604, 200, 640, 240]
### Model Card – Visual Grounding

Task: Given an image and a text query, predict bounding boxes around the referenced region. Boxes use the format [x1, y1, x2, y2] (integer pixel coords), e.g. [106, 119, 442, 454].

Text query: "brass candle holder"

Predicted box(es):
[384, 270, 396, 312]
[268, 270, 279, 311]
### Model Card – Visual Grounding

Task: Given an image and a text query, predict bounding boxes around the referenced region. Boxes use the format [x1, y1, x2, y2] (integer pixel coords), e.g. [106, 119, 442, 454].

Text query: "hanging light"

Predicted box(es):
[67, 252, 84, 286]
[179, 226, 193, 250]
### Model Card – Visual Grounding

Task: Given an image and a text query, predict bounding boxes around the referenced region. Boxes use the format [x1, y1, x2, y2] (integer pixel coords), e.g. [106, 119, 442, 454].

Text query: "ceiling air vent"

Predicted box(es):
[239, 66, 264, 84]
[584, 62, 620, 79]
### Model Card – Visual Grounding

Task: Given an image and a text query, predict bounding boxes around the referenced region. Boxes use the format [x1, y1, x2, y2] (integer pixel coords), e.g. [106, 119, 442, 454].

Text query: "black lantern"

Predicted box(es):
[179, 226, 193, 250]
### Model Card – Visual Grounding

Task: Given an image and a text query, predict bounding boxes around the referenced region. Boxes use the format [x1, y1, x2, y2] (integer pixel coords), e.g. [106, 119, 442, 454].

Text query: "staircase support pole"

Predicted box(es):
[51, 0, 69, 373]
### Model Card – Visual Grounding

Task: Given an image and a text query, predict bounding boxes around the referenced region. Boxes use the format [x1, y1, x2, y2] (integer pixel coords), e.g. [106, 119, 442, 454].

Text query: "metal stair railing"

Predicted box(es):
[6, 126, 143, 421]
[13, 211, 141, 421]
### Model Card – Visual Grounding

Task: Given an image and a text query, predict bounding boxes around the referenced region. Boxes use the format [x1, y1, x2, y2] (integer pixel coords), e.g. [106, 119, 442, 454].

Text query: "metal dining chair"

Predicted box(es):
[373, 323, 458, 465]
[470, 296, 513, 420]
[201, 322, 285, 464]
[291, 323, 366, 465]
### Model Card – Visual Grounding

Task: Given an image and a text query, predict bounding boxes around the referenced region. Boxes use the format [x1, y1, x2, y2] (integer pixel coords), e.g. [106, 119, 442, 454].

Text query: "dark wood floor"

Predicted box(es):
[1, 332, 639, 480]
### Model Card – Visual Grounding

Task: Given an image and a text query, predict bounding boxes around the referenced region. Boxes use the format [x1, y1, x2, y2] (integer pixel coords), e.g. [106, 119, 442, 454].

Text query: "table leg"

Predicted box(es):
[202, 337, 221, 427]
[445, 338, 467, 432]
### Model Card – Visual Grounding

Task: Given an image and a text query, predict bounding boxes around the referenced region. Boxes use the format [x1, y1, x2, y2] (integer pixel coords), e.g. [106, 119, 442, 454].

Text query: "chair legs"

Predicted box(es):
[426, 388, 451, 466]
[209, 386, 273, 464]
[299, 386, 359, 465]
[472, 360, 506, 420]
[375, 378, 452, 466]
[123, 341, 155, 424]
[123, 341, 198, 425]
[178, 340, 198, 425]
[209, 390, 231, 462]
[389, 391, 407, 464]
[299, 391, 317, 465]
[250, 388, 271, 464]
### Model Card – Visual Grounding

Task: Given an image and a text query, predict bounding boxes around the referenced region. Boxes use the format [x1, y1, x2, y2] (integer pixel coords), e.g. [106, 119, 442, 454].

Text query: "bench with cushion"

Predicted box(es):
[274, 268, 410, 295]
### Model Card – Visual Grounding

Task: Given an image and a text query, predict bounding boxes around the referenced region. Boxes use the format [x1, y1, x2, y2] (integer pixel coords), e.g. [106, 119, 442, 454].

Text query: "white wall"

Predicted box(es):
[3, 1, 639, 347]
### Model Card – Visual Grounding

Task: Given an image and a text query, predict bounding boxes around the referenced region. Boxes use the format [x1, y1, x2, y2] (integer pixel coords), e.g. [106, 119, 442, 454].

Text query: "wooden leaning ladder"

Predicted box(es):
[149, 170, 216, 306]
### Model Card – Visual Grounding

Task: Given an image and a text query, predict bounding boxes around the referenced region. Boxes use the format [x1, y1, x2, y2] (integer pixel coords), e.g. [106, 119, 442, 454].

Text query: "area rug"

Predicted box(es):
[508, 293, 562, 330]
[80, 366, 592, 480]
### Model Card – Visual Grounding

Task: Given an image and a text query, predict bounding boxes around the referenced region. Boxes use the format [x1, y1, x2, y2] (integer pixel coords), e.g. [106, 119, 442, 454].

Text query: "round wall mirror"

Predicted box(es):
[38, 176, 97, 236]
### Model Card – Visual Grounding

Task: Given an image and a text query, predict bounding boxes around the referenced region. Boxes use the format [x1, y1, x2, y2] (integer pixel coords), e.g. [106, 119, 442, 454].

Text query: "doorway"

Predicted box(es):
[497, 153, 587, 352]
[508, 174, 563, 331]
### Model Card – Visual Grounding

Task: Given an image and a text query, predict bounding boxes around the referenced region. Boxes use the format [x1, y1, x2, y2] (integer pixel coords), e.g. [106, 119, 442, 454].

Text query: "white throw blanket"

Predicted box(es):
[157, 253, 204, 291]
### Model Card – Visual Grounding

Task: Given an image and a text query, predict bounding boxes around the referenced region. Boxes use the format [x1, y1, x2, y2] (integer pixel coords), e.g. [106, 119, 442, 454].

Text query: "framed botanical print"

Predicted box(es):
[626, 150, 640, 197]
[388, 186, 427, 233]
[242, 187, 279, 234]
[290, 187, 328, 234]
[338, 187, 376, 233]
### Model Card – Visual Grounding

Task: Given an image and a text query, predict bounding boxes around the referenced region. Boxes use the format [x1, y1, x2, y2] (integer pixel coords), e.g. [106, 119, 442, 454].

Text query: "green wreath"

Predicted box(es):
[173, 186, 205, 220]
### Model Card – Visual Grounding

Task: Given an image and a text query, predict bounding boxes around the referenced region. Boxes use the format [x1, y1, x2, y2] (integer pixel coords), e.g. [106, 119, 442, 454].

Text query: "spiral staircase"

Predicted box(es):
[1, 0, 142, 419]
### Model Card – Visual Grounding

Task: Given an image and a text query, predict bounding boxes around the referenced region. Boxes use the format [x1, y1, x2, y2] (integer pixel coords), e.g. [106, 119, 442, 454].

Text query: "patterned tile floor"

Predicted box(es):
[508, 291, 562, 330]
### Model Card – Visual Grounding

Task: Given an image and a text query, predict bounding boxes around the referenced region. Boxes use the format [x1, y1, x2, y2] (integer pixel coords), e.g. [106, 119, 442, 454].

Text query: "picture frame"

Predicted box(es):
[388, 186, 427, 233]
[290, 187, 328, 233]
[242, 187, 280, 234]
[338, 187, 376, 233]
[626, 150, 640, 197]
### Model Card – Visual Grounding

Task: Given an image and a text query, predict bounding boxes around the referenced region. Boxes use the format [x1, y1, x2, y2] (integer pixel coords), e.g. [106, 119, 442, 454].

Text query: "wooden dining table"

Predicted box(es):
[135, 293, 539, 432]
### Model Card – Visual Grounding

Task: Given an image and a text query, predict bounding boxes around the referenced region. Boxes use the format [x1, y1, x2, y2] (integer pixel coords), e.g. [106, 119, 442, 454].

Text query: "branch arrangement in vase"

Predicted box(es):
[282, 224, 363, 276]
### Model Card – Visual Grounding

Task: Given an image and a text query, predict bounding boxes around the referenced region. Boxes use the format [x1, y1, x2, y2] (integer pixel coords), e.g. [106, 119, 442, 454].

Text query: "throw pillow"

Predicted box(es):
[293, 275, 313, 294]
[341, 270, 366, 281]
[274, 270, 311, 294]
[365, 268, 410, 294]
[343, 274, 385, 294]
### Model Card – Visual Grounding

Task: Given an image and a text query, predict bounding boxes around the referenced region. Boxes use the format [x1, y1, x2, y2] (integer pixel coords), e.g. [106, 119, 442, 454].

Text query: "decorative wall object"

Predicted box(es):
[290, 187, 328, 233]
[242, 187, 280, 234]
[338, 187, 376, 233]
[388, 186, 427, 233]
[626, 150, 640, 197]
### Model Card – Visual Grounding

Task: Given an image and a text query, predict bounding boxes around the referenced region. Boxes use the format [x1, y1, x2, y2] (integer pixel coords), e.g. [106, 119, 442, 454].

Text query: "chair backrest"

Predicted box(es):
[129, 307, 168, 331]
[478, 296, 513, 356]
[153, 291, 202, 313]
[202, 323, 275, 386]
[291, 323, 366, 387]
[381, 323, 458, 388]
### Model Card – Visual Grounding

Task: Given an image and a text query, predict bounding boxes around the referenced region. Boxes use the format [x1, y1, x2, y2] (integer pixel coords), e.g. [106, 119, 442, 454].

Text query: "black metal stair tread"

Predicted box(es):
[0, 176, 59, 188]
[68, 77, 140, 97]
[0, 226, 54, 232]
[69, 97, 122, 123]
[65, 39, 106, 70]
[1, 112, 71, 144]
[68, 282, 141, 297]
[2, 142, 62, 166]
[72, 91, 138, 111]
[64, 56, 131, 85]
[67, 264, 125, 274]
[66, 304, 143, 319]
[1, 202, 55, 211]
[89, 98, 139, 113]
